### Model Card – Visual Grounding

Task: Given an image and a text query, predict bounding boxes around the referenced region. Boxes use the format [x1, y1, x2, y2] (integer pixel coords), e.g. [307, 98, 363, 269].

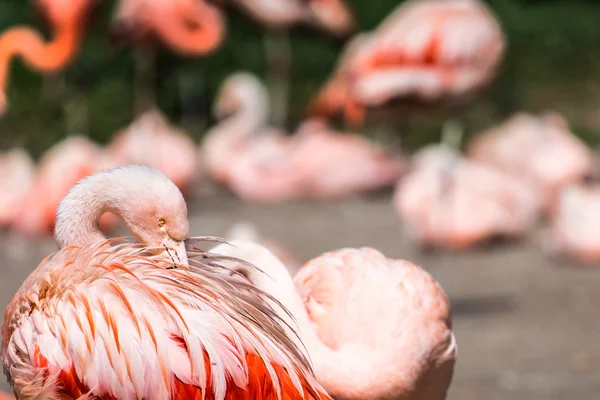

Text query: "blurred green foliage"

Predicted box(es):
[1, 0, 600, 156]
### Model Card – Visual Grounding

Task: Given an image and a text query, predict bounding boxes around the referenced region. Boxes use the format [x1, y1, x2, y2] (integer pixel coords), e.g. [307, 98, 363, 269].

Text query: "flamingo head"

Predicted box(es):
[118, 167, 189, 265]
[213, 72, 269, 119]
[55, 165, 189, 265]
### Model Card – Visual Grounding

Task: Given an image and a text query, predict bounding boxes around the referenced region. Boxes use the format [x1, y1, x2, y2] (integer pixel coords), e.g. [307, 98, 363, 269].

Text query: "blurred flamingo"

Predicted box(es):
[202, 72, 404, 202]
[225, 220, 300, 270]
[108, 108, 199, 194]
[395, 144, 540, 249]
[309, 0, 505, 127]
[0, 148, 35, 228]
[0, 0, 95, 114]
[222, 0, 355, 125]
[11, 135, 119, 236]
[211, 241, 457, 400]
[2, 165, 330, 399]
[543, 183, 600, 263]
[467, 112, 593, 211]
[111, 0, 225, 55]
[110, 0, 225, 113]
[0, 391, 12, 400]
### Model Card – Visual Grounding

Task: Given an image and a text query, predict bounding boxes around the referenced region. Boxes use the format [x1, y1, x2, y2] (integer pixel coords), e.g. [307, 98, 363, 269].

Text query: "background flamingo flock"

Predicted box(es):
[1, 0, 600, 398]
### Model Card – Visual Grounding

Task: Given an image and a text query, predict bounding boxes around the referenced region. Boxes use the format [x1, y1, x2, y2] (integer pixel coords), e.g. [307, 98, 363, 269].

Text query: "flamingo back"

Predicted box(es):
[2, 238, 330, 399]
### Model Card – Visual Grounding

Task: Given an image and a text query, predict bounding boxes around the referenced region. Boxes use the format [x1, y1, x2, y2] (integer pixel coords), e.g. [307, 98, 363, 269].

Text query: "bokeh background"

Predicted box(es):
[2, 0, 600, 152]
[1, 1, 600, 399]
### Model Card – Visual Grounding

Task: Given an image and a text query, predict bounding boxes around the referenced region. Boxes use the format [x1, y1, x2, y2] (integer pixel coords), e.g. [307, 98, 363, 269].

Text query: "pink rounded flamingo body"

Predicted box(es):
[210, 241, 457, 400]
[108, 109, 199, 194]
[467, 112, 593, 211]
[226, 0, 354, 36]
[394, 145, 540, 249]
[309, 0, 505, 126]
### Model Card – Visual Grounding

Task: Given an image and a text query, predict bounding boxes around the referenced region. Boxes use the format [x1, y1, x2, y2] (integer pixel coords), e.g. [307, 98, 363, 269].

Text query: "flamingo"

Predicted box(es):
[0, 148, 36, 227]
[225, 221, 300, 270]
[11, 135, 119, 236]
[394, 144, 540, 249]
[222, 0, 355, 125]
[2, 165, 331, 399]
[202, 72, 404, 202]
[0, 0, 95, 114]
[108, 108, 200, 195]
[308, 0, 505, 127]
[467, 111, 593, 211]
[0, 391, 12, 399]
[210, 240, 457, 400]
[110, 0, 225, 113]
[543, 183, 600, 263]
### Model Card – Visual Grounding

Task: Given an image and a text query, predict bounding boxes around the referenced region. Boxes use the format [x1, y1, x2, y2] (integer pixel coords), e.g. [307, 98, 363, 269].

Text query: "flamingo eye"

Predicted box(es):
[157, 217, 166, 227]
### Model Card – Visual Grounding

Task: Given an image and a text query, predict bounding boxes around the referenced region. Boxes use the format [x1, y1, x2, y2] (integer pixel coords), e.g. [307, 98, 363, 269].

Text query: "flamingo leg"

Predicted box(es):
[133, 47, 156, 114]
[264, 30, 292, 127]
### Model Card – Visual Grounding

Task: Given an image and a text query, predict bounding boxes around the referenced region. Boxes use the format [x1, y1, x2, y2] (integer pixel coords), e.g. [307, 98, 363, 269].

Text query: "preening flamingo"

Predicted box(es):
[210, 241, 457, 400]
[0, 148, 35, 227]
[203, 72, 404, 202]
[309, 0, 505, 127]
[467, 112, 593, 211]
[2, 165, 331, 399]
[394, 144, 540, 249]
[225, 221, 300, 270]
[0, 0, 95, 114]
[543, 183, 600, 263]
[108, 108, 199, 194]
[11, 135, 119, 236]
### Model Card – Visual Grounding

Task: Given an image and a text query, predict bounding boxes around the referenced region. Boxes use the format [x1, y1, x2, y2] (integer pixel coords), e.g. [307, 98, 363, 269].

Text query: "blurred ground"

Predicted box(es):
[1, 188, 600, 399]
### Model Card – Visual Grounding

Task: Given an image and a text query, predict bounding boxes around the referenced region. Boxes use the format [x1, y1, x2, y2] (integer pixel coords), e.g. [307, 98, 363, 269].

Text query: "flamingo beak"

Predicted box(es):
[162, 236, 189, 266]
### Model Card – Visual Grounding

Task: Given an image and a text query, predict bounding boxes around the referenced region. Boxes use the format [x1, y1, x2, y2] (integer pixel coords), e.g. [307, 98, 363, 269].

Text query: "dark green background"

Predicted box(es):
[1, 0, 600, 156]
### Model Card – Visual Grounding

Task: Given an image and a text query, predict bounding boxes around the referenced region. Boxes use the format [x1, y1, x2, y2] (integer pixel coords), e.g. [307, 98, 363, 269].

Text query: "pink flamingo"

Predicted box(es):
[225, 220, 300, 270]
[543, 183, 600, 264]
[225, 0, 354, 36]
[111, 0, 225, 56]
[309, 0, 505, 127]
[394, 144, 541, 249]
[108, 109, 200, 195]
[11, 136, 119, 236]
[110, 0, 225, 113]
[0, 0, 95, 114]
[467, 112, 593, 211]
[202, 72, 405, 202]
[2, 165, 331, 399]
[0, 148, 36, 227]
[210, 240, 457, 400]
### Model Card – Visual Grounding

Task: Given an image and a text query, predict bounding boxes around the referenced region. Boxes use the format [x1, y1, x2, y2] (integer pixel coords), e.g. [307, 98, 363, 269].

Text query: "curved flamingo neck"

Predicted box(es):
[0, 20, 82, 111]
[209, 241, 366, 390]
[53, 176, 119, 249]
